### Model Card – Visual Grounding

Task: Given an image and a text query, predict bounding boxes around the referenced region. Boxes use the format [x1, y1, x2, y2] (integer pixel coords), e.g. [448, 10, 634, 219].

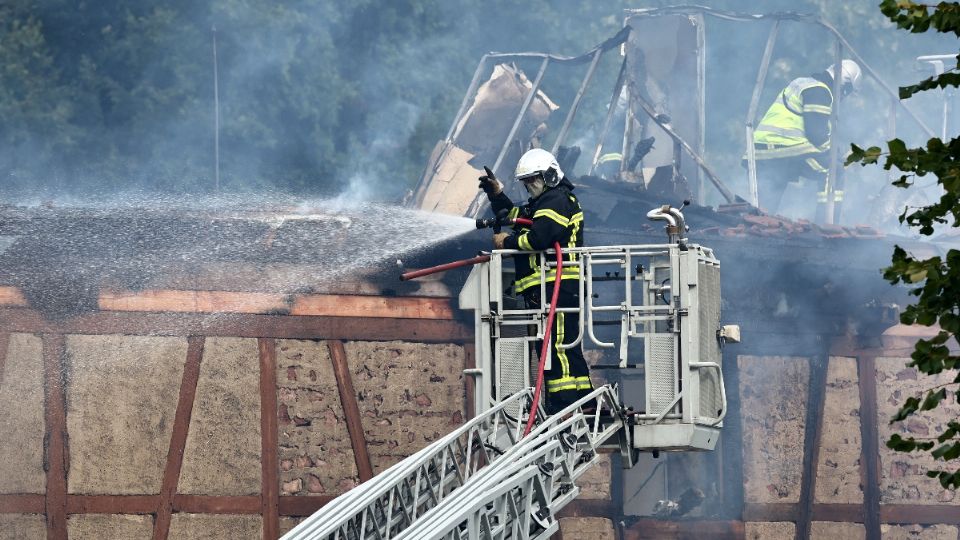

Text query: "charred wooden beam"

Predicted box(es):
[0, 494, 45, 513]
[153, 336, 205, 540]
[66, 495, 158, 514]
[278, 495, 336, 517]
[621, 519, 745, 539]
[259, 338, 280, 540]
[858, 354, 881, 539]
[0, 308, 472, 343]
[42, 334, 68, 539]
[796, 354, 829, 540]
[328, 340, 374, 482]
[172, 494, 260, 514]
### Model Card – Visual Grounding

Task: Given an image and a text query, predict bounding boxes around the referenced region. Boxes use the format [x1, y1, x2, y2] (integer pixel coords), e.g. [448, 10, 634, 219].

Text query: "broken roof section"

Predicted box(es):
[411, 63, 558, 216]
[409, 6, 942, 230]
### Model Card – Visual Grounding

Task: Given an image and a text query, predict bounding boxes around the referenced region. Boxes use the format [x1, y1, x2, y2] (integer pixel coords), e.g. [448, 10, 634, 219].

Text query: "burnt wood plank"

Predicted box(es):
[259, 338, 280, 540]
[621, 519, 745, 539]
[153, 336, 204, 540]
[66, 495, 158, 514]
[327, 340, 374, 482]
[278, 495, 336, 517]
[742, 502, 799, 522]
[796, 355, 829, 540]
[0, 308, 471, 343]
[172, 495, 261, 514]
[0, 494, 45, 513]
[880, 504, 960, 525]
[858, 354, 881, 539]
[42, 334, 68, 539]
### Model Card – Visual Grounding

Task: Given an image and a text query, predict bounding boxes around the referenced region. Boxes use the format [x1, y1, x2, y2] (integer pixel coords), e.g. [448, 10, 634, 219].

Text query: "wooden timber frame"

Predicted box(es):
[0, 287, 472, 540]
[3, 289, 960, 539]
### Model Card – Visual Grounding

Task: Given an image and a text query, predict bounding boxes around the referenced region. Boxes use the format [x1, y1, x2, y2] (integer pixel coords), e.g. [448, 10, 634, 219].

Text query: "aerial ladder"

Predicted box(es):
[283, 204, 738, 540]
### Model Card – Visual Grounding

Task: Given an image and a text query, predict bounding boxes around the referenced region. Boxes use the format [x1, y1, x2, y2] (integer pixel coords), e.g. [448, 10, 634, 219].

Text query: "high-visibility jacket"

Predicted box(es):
[754, 76, 833, 160]
[490, 180, 584, 295]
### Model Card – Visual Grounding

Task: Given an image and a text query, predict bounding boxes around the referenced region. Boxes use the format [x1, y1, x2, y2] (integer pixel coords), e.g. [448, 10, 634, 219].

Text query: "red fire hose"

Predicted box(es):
[524, 239, 563, 436]
[399, 255, 491, 281]
[396, 216, 562, 436]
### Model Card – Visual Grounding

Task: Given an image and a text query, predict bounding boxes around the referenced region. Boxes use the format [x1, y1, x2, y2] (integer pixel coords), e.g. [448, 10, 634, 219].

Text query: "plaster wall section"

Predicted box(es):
[66, 514, 153, 539]
[876, 357, 960, 505]
[739, 356, 809, 504]
[65, 334, 187, 495]
[167, 513, 262, 539]
[276, 339, 358, 496]
[811, 521, 866, 539]
[0, 514, 45, 540]
[346, 341, 465, 471]
[279, 517, 304, 536]
[744, 521, 795, 540]
[815, 356, 864, 504]
[577, 454, 612, 500]
[880, 524, 959, 540]
[0, 333, 45, 494]
[178, 337, 262, 495]
[558, 517, 616, 540]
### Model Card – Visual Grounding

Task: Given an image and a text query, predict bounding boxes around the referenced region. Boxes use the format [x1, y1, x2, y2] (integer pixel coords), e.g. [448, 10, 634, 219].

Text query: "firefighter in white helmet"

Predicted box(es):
[750, 59, 862, 213]
[478, 149, 593, 413]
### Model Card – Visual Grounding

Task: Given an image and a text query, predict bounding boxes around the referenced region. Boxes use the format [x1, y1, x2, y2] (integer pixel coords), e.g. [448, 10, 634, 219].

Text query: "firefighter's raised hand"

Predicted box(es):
[478, 166, 502, 198]
[493, 232, 509, 249]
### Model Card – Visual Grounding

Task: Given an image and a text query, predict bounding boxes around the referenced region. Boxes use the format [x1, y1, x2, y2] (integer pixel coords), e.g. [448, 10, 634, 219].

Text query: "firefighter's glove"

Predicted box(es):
[493, 232, 510, 250]
[478, 166, 502, 198]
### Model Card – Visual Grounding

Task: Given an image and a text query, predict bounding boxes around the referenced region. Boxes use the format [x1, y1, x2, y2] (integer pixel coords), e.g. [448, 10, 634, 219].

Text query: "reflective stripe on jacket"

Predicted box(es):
[754, 77, 833, 159]
[489, 182, 584, 295]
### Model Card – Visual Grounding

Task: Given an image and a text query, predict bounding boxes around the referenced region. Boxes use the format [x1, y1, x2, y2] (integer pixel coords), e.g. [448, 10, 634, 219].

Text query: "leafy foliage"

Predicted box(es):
[849, 0, 960, 490]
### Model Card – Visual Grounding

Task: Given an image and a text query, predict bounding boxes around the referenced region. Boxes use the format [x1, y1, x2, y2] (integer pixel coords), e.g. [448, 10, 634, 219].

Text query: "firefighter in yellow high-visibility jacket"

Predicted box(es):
[751, 60, 861, 213]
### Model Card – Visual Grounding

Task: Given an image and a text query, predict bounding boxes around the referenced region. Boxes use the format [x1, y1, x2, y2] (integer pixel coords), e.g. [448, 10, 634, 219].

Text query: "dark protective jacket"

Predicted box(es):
[489, 178, 584, 295]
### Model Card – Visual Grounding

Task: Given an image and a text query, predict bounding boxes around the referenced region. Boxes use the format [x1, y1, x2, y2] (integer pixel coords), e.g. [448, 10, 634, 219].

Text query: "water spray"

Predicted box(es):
[397, 212, 533, 281]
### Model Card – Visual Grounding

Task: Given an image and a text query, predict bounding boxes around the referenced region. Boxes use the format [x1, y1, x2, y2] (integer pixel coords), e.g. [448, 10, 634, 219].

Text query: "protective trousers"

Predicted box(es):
[754, 153, 829, 213]
[527, 288, 593, 414]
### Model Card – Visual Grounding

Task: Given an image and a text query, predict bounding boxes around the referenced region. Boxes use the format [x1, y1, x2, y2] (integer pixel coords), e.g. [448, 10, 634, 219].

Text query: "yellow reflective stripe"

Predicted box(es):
[556, 312, 569, 380]
[548, 376, 592, 388]
[507, 207, 519, 219]
[802, 104, 831, 114]
[518, 233, 533, 251]
[533, 208, 569, 226]
[805, 157, 828, 173]
[754, 142, 826, 159]
[756, 124, 806, 138]
[513, 268, 580, 293]
[816, 190, 844, 202]
[547, 376, 592, 392]
[598, 152, 622, 164]
[568, 212, 582, 251]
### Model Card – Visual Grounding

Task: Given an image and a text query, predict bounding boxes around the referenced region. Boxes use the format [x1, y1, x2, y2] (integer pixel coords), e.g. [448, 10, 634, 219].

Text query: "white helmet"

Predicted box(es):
[514, 148, 564, 188]
[826, 59, 862, 96]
